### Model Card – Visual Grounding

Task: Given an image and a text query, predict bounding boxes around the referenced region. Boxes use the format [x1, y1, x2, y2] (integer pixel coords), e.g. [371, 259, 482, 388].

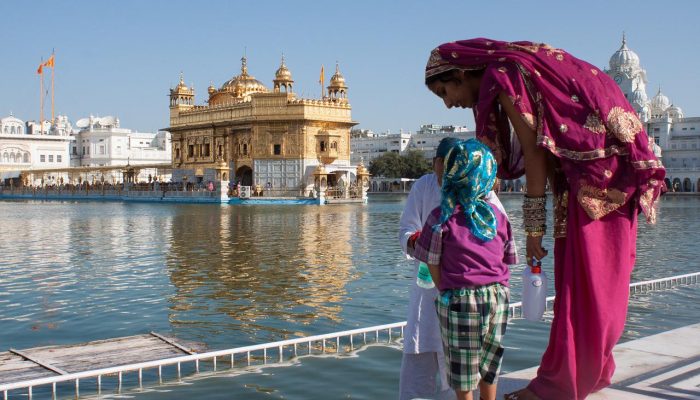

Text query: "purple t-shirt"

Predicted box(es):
[413, 202, 517, 291]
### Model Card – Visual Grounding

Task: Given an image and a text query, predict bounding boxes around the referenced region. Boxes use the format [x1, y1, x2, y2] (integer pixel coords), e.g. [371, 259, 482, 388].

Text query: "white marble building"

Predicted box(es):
[0, 114, 73, 181]
[350, 124, 474, 165]
[71, 116, 171, 168]
[606, 35, 700, 192]
[350, 129, 412, 164]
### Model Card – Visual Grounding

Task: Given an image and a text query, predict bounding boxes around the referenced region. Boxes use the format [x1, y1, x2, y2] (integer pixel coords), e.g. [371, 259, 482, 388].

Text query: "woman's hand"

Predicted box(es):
[526, 235, 548, 262]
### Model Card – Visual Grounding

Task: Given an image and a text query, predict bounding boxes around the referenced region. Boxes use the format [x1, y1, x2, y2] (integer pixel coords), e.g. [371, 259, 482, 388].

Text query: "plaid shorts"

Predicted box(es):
[436, 283, 509, 392]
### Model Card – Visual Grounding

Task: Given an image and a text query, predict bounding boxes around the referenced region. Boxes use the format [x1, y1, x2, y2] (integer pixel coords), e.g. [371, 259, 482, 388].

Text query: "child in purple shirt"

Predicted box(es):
[413, 139, 517, 400]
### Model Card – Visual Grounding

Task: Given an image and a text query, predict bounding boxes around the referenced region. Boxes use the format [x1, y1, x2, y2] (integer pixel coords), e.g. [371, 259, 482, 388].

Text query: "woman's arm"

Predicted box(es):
[497, 92, 549, 261]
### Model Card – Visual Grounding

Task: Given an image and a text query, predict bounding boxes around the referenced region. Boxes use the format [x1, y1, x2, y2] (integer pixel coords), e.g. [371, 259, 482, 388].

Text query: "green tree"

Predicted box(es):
[368, 150, 432, 178]
[368, 152, 404, 178]
[401, 150, 432, 179]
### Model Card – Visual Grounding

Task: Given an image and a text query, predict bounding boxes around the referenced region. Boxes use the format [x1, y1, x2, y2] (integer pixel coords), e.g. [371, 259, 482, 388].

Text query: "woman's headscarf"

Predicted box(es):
[434, 139, 497, 242]
[425, 38, 665, 223]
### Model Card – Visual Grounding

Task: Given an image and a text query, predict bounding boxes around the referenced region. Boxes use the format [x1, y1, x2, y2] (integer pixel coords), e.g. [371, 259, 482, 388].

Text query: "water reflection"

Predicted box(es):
[165, 205, 363, 344]
[0, 197, 698, 355]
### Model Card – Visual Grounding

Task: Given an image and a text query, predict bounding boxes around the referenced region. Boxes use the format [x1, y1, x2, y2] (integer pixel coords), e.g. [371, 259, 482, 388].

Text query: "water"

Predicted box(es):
[0, 195, 698, 398]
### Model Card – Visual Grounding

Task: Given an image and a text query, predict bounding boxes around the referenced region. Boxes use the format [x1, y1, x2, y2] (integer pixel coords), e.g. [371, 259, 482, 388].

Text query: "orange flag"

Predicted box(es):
[319, 64, 324, 85]
[37, 55, 55, 75]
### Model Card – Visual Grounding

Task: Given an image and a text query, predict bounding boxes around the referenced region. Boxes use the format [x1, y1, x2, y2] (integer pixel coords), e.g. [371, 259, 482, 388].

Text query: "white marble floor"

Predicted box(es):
[495, 323, 700, 399]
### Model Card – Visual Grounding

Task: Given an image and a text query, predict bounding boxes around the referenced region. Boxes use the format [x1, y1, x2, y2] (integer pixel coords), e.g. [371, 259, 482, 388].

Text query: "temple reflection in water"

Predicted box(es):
[165, 205, 367, 343]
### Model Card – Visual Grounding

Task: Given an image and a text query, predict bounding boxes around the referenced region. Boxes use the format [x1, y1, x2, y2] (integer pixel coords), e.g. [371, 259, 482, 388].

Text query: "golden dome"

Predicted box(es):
[329, 63, 347, 88]
[219, 56, 268, 99]
[171, 72, 194, 95]
[314, 164, 327, 175]
[274, 55, 293, 82]
[207, 81, 216, 95]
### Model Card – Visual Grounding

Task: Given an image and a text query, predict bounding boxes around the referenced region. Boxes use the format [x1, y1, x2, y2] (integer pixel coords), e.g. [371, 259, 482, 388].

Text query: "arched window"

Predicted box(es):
[320, 141, 326, 152]
[2, 153, 8, 163]
[23, 153, 29, 163]
[243, 143, 248, 155]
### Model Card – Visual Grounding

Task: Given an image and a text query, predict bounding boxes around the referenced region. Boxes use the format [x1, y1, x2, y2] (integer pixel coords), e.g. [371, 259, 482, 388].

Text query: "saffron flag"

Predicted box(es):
[319, 65, 324, 85]
[36, 54, 55, 75]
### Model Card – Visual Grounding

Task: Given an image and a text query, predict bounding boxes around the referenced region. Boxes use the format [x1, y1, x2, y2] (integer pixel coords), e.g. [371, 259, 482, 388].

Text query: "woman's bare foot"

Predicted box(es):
[503, 388, 541, 400]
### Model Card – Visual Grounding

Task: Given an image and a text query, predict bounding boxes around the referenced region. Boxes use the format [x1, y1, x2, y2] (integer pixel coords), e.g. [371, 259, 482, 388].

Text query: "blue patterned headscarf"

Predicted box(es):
[434, 139, 498, 242]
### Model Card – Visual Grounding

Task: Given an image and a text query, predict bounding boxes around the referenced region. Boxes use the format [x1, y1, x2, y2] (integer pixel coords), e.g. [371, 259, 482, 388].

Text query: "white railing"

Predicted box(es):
[2, 272, 699, 399]
[0, 322, 405, 399]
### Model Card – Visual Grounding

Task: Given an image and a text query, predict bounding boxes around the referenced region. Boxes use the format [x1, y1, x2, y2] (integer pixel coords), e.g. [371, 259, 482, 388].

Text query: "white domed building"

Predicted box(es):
[606, 35, 700, 192]
[0, 114, 73, 183]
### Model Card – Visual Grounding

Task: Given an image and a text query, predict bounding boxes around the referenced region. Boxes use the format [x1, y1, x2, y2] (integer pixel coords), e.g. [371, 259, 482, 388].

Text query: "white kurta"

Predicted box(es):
[398, 173, 507, 354]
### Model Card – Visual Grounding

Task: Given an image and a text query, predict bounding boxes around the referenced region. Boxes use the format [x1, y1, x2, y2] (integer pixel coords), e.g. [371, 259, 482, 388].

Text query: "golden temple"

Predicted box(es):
[166, 56, 360, 197]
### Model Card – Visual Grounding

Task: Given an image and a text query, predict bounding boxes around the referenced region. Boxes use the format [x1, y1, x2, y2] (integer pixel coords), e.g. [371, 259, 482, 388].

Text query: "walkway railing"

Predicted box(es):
[2, 272, 698, 399]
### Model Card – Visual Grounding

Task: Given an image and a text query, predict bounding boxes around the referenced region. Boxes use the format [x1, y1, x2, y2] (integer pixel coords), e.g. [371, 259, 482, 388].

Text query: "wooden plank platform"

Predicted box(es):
[0, 333, 201, 385]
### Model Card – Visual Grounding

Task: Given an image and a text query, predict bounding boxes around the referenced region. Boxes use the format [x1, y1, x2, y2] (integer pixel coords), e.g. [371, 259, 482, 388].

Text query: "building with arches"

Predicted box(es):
[0, 114, 73, 182]
[166, 56, 358, 196]
[606, 34, 700, 192]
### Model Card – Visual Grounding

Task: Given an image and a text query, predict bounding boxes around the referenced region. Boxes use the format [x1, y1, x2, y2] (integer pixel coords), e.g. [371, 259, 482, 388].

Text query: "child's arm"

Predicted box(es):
[428, 263, 441, 287]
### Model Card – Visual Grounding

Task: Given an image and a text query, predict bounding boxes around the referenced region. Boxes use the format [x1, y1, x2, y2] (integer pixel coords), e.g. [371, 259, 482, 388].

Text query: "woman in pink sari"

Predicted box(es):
[424, 38, 665, 400]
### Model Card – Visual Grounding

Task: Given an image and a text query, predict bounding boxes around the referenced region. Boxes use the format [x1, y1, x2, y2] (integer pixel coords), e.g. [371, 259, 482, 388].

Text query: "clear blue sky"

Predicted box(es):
[2, 0, 699, 134]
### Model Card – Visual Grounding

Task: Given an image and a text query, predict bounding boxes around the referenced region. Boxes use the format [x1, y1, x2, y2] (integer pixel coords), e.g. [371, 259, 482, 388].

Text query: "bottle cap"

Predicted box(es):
[531, 265, 542, 274]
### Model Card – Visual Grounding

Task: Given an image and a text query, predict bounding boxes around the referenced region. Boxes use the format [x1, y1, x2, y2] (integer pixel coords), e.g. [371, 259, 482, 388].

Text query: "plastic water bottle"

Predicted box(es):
[416, 262, 435, 289]
[522, 257, 547, 321]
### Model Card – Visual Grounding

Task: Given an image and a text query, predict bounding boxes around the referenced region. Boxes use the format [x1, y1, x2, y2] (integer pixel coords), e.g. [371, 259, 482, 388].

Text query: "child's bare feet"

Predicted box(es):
[503, 388, 540, 400]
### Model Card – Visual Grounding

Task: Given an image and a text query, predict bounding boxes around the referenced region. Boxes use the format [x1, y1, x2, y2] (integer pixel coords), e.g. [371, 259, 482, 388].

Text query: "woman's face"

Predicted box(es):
[427, 70, 481, 109]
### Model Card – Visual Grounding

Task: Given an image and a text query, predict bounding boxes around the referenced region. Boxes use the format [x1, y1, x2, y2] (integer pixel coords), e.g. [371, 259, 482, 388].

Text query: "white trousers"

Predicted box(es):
[399, 352, 455, 400]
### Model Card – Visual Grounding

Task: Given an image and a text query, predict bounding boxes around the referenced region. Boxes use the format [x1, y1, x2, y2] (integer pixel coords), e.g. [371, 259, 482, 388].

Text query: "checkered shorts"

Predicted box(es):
[436, 283, 509, 392]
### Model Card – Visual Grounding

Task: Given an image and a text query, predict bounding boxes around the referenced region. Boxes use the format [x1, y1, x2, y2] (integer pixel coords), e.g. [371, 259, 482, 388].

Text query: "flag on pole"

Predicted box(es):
[319, 65, 324, 85]
[37, 55, 55, 75]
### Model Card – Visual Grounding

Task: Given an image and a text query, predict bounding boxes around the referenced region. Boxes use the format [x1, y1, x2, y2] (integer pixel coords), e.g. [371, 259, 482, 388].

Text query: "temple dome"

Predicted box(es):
[667, 104, 684, 120]
[609, 34, 640, 71]
[651, 88, 671, 116]
[219, 56, 268, 99]
[329, 63, 347, 88]
[275, 56, 293, 82]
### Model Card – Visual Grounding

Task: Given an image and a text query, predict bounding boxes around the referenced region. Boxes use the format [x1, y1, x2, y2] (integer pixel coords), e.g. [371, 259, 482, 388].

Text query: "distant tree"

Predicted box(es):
[401, 150, 432, 179]
[368, 150, 432, 178]
[368, 152, 404, 178]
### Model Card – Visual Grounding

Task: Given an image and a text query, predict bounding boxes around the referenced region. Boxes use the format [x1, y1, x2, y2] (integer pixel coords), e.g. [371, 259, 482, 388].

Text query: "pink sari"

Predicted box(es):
[426, 38, 665, 399]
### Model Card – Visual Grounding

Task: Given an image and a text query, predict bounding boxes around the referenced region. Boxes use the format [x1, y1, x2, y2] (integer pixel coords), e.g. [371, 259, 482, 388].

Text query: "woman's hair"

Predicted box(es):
[425, 68, 485, 86]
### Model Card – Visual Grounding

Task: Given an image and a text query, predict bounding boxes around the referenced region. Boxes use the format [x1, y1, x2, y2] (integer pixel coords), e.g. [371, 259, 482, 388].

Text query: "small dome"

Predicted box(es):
[219, 56, 268, 99]
[329, 63, 347, 88]
[208, 81, 216, 95]
[667, 104, 684, 119]
[1, 114, 24, 125]
[609, 34, 640, 71]
[651, 88, 671, 115]
[171, 73, 194, 96]
[314, 164, 327, 175]
[274, 55, 293, 82]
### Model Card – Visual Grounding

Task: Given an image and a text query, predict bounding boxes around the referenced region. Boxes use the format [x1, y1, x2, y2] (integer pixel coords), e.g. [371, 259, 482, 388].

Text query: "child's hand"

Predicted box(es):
[408, 230, 421, 249]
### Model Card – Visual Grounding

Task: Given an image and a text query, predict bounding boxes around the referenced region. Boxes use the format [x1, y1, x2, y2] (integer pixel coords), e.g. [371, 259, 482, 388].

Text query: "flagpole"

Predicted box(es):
[51, 50, 55, 124]
[39, 57, 44, 129]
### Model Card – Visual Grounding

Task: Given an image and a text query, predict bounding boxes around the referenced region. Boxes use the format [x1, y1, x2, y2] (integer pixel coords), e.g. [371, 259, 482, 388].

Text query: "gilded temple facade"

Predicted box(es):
[166, 56, 359, 196]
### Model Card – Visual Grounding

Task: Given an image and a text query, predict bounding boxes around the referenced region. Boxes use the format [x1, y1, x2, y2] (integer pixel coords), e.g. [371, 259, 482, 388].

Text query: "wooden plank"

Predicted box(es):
[55, 348, 187, 372]
[25, 335, 158, 359]
[9, 349, 67, 375]
[0, 369, 57, 385]
[150, 332, 196, 354]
